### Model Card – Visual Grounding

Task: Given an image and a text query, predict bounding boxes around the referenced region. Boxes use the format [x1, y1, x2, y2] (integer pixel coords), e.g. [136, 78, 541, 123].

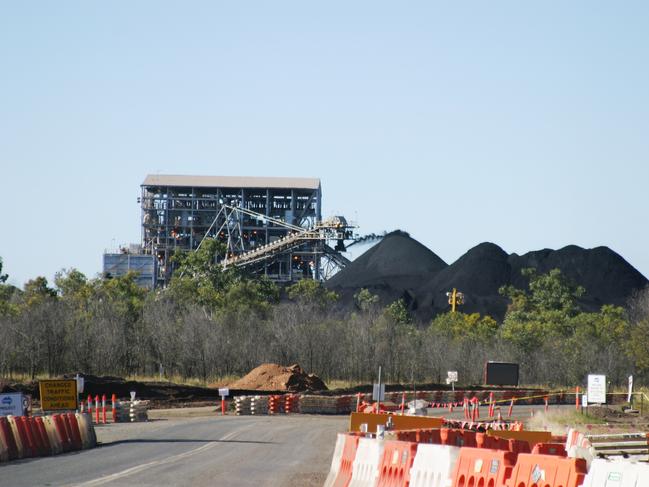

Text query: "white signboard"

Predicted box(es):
[218, 388, 229, 397]
[0, 393, 25, 417]
[447, 371, 458, 382]
[587, 374, 606, 404]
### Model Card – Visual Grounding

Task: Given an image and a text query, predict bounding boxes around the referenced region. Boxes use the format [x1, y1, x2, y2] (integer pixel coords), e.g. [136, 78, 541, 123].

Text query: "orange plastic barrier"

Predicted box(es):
[531, 443, 567, 457]
[451, 447, 517, 487]
[415, 429, 441, 444]
[487, 429, 553, 448]
[376, 440, 418, 487]
[330, 434, 360, 487]
[0, 417, 18, 460]
[441, 428, 477, 448]
[507, 453, 587, 487]
[349, 413, 444, 433]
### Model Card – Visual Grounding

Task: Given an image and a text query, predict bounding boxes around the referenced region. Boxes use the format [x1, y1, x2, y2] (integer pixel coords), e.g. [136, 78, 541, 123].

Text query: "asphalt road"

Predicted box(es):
[0, 413, 348, 487]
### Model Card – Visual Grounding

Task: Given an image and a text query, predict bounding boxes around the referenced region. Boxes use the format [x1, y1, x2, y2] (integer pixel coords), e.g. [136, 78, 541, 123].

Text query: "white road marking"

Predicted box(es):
[69, 428, 246, 486]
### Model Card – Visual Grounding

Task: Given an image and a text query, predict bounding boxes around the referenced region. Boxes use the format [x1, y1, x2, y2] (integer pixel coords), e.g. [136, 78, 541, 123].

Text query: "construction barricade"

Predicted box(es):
[326, 433, 360, 487]
[507, 453, 587, 487]
[409, 443, 461, 487]
[582, 458, 649, 487]
[349, 437, 385, 487]
[8, 415, 28, 458]
[0, 416, 18, 461]
[376, 440, 418, 487]
[42, 415, 62, 455]
[451, 447, 517, 487]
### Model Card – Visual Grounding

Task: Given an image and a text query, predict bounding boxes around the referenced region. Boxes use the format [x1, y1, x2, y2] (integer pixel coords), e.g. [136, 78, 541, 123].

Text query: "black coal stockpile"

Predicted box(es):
[414, 242, 513, 320]
[327, 233, 648, 322]
[325, 230, 448, 308]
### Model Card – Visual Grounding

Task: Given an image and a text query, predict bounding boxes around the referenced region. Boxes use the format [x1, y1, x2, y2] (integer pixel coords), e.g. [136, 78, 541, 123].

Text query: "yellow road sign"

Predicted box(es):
[39, 379, 77, 411]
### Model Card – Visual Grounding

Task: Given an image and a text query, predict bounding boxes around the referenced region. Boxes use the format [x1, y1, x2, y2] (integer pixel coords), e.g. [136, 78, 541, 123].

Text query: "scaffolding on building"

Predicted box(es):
[140, 174, 354, 287]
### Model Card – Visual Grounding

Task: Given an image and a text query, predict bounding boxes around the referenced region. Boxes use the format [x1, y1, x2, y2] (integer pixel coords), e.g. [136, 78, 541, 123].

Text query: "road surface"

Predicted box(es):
[0, 413, 348, 487]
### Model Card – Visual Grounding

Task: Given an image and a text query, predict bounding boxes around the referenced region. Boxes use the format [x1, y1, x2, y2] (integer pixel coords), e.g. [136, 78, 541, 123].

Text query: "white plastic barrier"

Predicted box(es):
[582, 458, 649, 487]
[408, 443, 461, 487]
[323, 433, 347, 487]
[348, 437, 384, 487]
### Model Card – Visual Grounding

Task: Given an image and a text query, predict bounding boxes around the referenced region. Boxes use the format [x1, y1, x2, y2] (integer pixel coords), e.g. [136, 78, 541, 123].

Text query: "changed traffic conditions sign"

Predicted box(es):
[39, 379, 78, 411]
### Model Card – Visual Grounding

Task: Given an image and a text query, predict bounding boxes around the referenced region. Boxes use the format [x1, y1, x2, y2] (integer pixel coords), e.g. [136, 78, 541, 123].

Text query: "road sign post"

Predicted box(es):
[218, 388, 229, 415]
[447, 371, 458, 391]
[587, 374, 606, 405]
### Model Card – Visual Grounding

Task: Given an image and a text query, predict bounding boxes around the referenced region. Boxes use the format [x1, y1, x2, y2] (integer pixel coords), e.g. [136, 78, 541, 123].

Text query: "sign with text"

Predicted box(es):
[0, 393, 25, 416]
[218, 388, 229, 397]
[39, 379, 78, 411]
[587, 374, 606, 404]
[447, 371, 458, 382]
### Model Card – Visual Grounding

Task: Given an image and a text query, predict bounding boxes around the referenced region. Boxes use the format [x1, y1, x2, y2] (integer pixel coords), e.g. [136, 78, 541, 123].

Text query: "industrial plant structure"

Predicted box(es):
[101, 174, 354, 288]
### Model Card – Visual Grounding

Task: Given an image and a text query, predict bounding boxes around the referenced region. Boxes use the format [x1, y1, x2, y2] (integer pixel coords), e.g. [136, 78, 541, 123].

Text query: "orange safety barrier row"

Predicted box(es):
[325, 430, 588, 487]
[0, 412, 97, 464]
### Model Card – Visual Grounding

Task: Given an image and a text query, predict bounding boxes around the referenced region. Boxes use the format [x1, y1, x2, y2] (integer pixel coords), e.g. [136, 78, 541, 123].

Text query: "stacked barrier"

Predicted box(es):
[323, 415, 649, 487]
[232, 388, 573, 416]
[0, 412, 97, 463]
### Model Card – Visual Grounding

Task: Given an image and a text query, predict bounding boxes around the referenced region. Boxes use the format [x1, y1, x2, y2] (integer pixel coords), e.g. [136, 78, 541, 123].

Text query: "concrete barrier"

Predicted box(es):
[0, 421, 8, 462]
[7, 416, 26, 458]
[42, 415, 63, 455]
[75, 412, 97, 449]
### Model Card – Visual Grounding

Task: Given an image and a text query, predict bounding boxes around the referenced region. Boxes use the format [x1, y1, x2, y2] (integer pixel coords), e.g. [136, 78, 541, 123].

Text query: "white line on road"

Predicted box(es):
[68, 428, 247, 487]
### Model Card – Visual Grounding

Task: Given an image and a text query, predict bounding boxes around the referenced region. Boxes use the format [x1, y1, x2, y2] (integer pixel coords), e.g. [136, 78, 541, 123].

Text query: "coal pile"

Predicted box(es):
[414, 242, 513, 320]
[508, 245, 649, 311]
[327, 234, 648, 322]
[325, 230, 448, 309]
[227, 363, 327, 392]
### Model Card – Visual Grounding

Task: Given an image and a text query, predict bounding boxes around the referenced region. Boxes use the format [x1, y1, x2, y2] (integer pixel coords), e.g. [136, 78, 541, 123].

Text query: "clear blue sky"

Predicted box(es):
[1, 2, 648, 287]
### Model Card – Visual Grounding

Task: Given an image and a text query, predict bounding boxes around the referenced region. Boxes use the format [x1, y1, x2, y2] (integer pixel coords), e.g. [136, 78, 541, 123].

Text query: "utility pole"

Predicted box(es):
[446, 288, 464, 313]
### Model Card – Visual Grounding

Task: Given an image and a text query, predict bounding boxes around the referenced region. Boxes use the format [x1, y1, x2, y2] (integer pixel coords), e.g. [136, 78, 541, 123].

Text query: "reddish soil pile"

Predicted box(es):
[227, 363, 327, 392]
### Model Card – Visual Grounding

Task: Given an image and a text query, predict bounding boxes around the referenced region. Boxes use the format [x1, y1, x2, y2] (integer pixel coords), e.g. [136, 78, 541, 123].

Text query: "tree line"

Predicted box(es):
[0, 247, 648, 388]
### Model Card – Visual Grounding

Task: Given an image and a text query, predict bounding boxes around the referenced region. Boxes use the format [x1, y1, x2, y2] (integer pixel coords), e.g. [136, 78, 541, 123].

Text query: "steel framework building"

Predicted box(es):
[140, 174, 341, 286]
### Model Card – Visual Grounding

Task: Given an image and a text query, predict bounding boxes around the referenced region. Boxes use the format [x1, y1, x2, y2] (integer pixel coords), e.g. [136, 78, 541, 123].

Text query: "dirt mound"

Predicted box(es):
[325, 230, 447, 309]
[227, 363, 327, 392]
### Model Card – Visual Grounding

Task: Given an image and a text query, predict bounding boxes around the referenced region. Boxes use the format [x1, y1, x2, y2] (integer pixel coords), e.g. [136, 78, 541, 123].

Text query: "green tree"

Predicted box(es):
[287, 279, 338, 310]
[0, 257, 8, 283]
[429, 311, 498, 341]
